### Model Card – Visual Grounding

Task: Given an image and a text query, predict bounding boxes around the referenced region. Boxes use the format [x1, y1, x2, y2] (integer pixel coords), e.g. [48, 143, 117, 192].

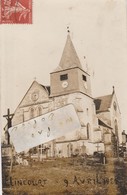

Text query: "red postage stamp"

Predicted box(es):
[0, 0, 32, 24]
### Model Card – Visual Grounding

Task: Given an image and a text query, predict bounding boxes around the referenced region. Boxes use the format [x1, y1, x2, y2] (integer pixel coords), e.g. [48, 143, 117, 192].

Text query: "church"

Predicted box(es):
[10, 33, 122, 158]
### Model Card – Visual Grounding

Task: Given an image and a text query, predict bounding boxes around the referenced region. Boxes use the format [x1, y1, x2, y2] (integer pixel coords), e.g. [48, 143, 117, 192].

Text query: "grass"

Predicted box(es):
[2, 157, 127, 195]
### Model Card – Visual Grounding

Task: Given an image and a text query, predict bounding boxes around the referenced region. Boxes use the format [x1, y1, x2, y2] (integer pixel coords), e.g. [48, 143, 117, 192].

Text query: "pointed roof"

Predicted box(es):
[94, 94, 113, 113]
[54, 34, 82, 71]
[13, 80, 50, 110]
[94, 86, 120, 113]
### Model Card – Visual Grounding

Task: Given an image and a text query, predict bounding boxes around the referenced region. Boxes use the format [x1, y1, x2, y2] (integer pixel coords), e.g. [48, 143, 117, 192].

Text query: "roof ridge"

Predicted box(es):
[95, 94, 112, 99]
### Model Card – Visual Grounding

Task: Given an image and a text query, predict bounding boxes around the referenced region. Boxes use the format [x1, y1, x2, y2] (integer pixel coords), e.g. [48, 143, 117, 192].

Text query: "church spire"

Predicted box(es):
[54, 32, 82, 72]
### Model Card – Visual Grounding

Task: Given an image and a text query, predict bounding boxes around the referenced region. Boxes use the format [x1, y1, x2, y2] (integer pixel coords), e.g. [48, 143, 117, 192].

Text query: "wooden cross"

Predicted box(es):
[3, 108, 14, 145]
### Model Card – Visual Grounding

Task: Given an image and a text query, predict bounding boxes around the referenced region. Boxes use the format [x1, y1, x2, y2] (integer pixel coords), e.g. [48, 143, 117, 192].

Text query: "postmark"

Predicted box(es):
[0, 0, 32, 24]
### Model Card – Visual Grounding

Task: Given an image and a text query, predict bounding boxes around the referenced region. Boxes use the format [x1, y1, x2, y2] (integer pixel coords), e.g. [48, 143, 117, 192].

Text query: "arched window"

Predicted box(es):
[30, 107, 34, 119]
[87, 123, 90, 139]
[37, 107, 42, 116]
[113, 102, 117, 111]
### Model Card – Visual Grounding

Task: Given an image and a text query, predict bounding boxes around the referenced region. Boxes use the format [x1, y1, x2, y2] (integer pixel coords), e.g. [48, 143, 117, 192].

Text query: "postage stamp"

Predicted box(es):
[0, 0, 32, 24]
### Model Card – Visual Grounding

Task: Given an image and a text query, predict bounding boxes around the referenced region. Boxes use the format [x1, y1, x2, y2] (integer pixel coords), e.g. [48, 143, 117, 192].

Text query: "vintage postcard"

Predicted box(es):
[1, 0, 127, 194]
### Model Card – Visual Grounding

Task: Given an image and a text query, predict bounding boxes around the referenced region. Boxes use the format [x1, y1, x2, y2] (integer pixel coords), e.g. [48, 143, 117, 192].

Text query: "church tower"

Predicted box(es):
[49, 32, 98, 156]
[50, 33, 92, 98]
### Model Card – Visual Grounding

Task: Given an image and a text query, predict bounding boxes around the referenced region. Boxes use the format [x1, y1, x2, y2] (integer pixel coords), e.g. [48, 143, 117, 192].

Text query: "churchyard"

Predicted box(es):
[2, 156, 127, 195]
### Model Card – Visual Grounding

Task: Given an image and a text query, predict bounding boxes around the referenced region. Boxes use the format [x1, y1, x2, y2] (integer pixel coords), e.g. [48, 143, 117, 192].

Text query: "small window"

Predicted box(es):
[37, 107, 42, 116]
[30, 107, 34, 119]
[82, 75, 87, 81]
[113, 102, 117, 111]
[86, 108, 89, 115]
[87, 123, 90, 139]
[60, 74, 68, 81]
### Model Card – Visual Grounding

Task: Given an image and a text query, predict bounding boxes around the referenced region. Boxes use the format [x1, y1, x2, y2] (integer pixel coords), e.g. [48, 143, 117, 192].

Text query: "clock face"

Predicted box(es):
[31, 91, 39, 101]
[62, 81, 68, 88]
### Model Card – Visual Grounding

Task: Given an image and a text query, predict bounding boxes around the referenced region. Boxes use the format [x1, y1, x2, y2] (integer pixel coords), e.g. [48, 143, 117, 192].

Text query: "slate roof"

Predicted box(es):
[40, 84, 50, 95]
[98, 117, 112, 129]
[94, 94, 113, 113]
[54, 34, 82, 72]
[45, 86, 50, 95]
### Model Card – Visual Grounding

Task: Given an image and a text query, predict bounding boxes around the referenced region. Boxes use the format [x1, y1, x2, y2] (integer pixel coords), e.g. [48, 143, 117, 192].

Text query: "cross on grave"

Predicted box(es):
[3, 108, 14, 145]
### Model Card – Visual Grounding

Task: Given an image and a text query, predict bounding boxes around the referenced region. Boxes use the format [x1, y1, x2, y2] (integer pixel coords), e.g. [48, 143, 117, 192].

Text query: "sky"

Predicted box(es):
[0, 0, 127, 132]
